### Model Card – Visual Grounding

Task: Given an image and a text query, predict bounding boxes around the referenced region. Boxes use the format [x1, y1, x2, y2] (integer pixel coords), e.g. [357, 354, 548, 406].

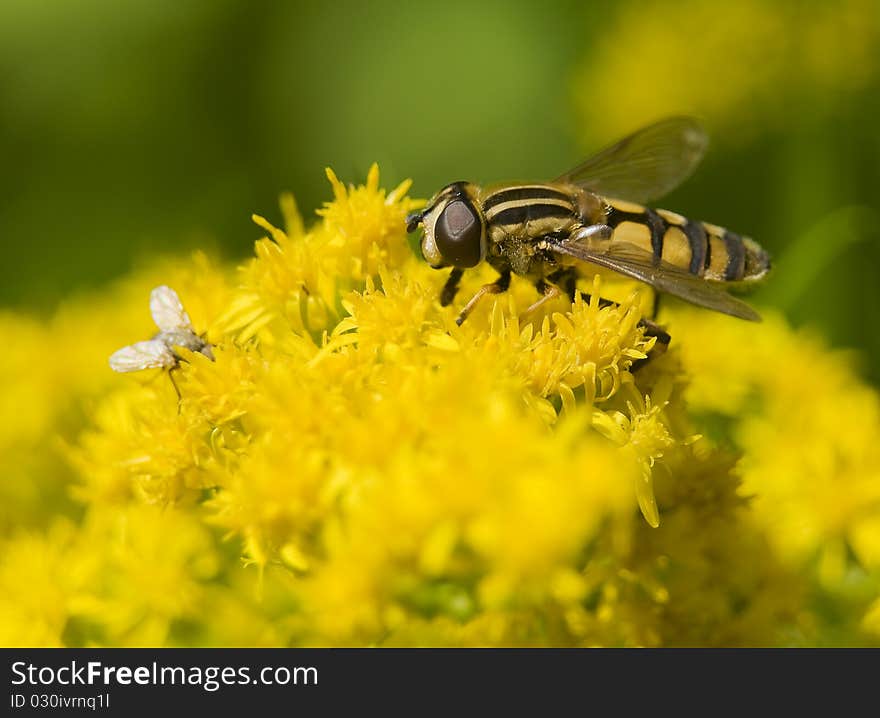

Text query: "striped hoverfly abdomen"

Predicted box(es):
[601, 198, 770, 284]
[406, 117, 770, 327]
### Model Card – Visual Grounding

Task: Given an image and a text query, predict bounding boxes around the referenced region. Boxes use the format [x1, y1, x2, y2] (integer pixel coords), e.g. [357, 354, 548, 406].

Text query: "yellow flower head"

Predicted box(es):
[1, 164, 879, 647]
[317, 164, 420, 281]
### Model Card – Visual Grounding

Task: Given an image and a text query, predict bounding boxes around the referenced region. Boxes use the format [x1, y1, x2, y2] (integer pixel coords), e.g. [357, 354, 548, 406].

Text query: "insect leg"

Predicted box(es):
[545, 266, 617, 308]
[521, 278, 564, 320]
[639, 318, 670, 347]
[631, 319, 670, 372]
[440, 268, 464, 307]
[168, 367, 183, 413]
[547, 267, 577, 299]
[651, 293, 662, 319]
[455, 270, 511, 326]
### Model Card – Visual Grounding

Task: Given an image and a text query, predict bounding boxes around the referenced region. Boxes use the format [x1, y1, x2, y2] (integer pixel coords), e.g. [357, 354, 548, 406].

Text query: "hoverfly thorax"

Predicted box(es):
[407, 181, 486, 269]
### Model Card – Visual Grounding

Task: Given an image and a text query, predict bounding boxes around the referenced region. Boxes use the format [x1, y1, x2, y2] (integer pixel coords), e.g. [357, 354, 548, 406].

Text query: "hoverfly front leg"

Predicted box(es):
[440, 268, 464, 307]
[455, 270, 511, 326]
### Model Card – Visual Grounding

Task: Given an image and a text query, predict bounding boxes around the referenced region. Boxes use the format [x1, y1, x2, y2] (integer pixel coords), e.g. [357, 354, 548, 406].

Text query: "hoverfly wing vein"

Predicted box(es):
[150, 285, 194, 333]
[549, 236, 761, 322]
[553, 117, 708, 204]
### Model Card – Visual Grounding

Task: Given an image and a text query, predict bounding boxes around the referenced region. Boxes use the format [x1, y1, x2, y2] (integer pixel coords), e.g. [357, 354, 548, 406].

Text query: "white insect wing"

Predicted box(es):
[150, 285, 193, 333]
[109, 339, 176, 372]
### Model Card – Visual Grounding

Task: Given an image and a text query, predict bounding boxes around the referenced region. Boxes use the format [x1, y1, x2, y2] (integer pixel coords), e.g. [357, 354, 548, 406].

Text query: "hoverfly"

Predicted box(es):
[109, 285, 214, 399]
[405, 117, 770, 339]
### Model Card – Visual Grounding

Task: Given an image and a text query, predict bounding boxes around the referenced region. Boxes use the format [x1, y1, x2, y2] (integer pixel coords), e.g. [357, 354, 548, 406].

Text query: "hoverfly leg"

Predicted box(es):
[441, 268, 464, 307]
[651, 292, 662, 320]
[631, 319, 671, 372]
[546, 267, 578, 300]
[521, 268, 575, 320]
[545, 266, 616, 309]
[455, 271, 511, 326]
[639, 318, 671, 347]
[580, 293, 619, 310]
[521, 282, 563, 321]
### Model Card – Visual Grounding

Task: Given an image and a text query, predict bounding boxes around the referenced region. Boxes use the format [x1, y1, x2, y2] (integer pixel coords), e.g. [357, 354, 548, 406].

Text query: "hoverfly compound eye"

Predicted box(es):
[434, 200, 483, 268]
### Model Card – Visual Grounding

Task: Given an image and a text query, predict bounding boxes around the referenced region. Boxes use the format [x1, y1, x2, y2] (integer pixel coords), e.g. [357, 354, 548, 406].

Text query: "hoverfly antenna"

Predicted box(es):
[405, 210, 424, 233]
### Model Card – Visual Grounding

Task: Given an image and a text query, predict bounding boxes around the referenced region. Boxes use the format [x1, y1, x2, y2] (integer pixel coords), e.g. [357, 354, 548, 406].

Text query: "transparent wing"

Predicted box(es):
[150, 285, 193, 333]
[109, 340, 176, 372]
[549, 236, 761, 321]
[554, 117, 708, 204]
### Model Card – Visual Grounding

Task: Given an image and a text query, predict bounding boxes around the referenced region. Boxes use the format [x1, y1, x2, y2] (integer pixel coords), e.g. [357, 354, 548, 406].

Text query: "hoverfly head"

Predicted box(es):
[412, 182, 485, 269]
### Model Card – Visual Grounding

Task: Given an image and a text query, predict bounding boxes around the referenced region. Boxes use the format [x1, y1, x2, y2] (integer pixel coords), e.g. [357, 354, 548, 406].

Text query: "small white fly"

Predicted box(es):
[109, 286, 214, 397]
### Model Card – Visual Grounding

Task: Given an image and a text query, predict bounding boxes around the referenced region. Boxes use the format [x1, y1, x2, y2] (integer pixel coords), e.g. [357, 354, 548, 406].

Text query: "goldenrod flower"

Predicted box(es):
[1, 165, 878, 646]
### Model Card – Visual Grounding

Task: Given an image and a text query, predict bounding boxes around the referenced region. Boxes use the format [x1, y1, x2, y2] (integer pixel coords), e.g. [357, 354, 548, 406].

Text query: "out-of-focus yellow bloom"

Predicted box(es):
[1, 165, 878, 646]
[674, 308, 880, 643]
[676, 311, 880, 564]
[571, 0, 880, 142]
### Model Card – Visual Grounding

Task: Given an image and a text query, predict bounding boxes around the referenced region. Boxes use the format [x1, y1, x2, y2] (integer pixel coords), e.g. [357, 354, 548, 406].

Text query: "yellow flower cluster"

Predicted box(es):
[571, 0, 880, 142]
[675, 311, 880, 641]
[2, 165, 879, 646]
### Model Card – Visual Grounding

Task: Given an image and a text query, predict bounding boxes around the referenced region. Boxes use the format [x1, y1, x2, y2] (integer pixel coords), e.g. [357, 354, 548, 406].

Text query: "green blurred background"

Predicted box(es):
[2, 0, 879, 379]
